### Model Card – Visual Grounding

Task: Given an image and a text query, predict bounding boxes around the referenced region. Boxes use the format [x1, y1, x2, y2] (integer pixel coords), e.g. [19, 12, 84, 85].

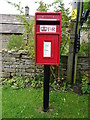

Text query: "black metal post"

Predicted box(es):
[72, 1, 80, 85]
[43, 65, 50, 112]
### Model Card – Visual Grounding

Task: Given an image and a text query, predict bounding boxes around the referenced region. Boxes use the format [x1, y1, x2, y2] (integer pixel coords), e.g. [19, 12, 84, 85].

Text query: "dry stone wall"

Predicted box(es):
[1, 50, 89, 80]
[77, 56, 89, 80]
[2, 50, 43, 79]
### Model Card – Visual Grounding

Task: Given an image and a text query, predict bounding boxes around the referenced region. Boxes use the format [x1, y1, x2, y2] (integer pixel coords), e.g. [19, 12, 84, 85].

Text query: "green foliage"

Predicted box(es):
[7, 1, 35, 57]
[79, 1, 90, 56]
[2, 73, 90, 94]
[83, 0, 90, 10]
[28, 18, 35, 41]
[2, 75, 43, 89]
[60, 82, 66, 91]
[36, 1, 49, 12]
[31, 76, 43, 88]
[3, 76, 32, 89]
[52, 1, 70, 55]
[8, 1, 34, 42]
[81, 76, 90, 94]
[83, 0, 90, 28]
[8, 34, 24, 50]
[77, 72, 83, 84]
[78, 41, 90, 56]
[49, 81, 56, 87]
[2, 75, 71, 92]
[25, 40, 35, 58]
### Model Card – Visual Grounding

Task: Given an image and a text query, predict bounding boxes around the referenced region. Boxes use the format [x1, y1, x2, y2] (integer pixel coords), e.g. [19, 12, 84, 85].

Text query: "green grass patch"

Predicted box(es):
[2, 86, 89, 119]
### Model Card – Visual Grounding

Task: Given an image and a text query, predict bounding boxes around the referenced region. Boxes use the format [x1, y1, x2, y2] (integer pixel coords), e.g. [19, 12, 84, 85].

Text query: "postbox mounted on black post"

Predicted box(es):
[35, 12, 62, 112]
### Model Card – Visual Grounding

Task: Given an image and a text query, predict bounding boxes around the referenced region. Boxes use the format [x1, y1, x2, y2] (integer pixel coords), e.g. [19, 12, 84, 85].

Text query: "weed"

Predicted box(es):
[81, 76, 90, 94]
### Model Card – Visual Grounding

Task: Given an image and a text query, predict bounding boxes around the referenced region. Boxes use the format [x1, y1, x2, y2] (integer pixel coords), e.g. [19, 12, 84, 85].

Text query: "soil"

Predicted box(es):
[73, 85, 82, 95]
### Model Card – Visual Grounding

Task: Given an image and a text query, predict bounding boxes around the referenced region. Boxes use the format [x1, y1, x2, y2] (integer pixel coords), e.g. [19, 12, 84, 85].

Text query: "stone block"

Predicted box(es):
[15, 69, 19, 72]
[4, 62, 12, 65]
[3, 65, 10, 68]
[4, 68, 15, 73]
[22, 55, 30, 59]
[11, 72, 16, 76]
[25, 69, 34, 73]
[2, 72, 10, 78]
[18, 50, 28, 54]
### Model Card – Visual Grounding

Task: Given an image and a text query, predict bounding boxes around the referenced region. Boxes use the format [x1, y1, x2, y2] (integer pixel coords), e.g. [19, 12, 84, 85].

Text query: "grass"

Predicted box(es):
[2, 86, 89, 119]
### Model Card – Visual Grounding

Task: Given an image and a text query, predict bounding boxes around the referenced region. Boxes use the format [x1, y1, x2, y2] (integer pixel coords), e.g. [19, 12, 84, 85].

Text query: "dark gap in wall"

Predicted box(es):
[10, 72, 12, 79]
[19, 53, 22, 60]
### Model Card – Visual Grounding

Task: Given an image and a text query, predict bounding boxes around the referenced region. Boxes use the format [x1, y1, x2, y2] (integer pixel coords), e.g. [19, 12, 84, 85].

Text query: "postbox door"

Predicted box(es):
[36, 35, 59, 65]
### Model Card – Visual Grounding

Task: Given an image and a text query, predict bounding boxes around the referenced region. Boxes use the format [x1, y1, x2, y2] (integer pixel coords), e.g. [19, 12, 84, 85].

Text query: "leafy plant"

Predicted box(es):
[60, 82, 66, 91]
[2, 76, 32, 89]
[25, 40, 35, 58]
[8, 34, 24, 50]
[83, 0, 90, 29]
[81, 76, 90, 94]
[35, 1, 49, 12]
[2, 75, 44, 89]
[51, 1, 70, 55]
[78, 40, 90, 56]
[7, 1, 35, 57]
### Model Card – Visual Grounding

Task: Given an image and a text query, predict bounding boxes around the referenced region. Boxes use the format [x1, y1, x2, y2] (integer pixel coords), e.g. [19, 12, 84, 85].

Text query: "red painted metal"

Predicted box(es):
[35, 12, 62, 65]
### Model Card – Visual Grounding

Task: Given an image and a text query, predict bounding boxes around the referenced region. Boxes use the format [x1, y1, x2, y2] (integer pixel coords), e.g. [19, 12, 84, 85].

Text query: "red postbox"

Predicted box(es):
[35, 12, 62, 65]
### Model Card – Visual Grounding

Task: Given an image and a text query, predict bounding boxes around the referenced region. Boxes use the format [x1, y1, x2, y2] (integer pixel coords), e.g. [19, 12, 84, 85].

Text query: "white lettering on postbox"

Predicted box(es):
[40, 25, 56, 32]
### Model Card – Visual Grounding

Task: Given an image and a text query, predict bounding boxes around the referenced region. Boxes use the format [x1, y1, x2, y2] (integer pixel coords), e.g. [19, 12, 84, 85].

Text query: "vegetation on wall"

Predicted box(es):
[8, 1, 34, 42]
[78, 41, 90, 56]
[79, 0, 90, 56]
[83, 0, 90, 28]
[8, 34, 24, 50]
[7, 1, 35, 58]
